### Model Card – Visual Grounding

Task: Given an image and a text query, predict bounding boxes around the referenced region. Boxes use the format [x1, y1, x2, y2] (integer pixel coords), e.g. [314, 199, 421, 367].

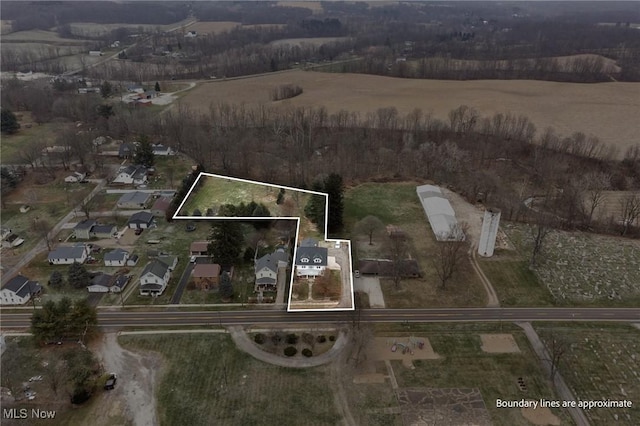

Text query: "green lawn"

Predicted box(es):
[479, 260, 556, 307]
[0, 119, 69, 161]
[534, 323, 640, 426]
[119, 334, 342, 426]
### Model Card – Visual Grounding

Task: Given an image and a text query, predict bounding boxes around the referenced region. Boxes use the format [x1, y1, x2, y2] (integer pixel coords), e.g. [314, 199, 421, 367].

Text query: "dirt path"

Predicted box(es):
[92, 333, 162, 426]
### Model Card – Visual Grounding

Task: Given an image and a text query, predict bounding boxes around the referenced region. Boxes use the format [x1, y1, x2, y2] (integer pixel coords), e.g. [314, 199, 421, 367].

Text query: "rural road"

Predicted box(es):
[2, 308, 639, 329]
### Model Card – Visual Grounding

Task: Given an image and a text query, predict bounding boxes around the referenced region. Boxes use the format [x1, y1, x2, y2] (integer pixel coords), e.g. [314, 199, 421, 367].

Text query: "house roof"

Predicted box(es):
[256, 254, 278, 273]
[2, 275, 41, 298]
[91, 273, 114, 288]
[48, 245, 87, 260]
[93, 224, 117, 234]
[105, 248, 129, 262]
[118, 191, 151, 205]
[295, 246, 328, 266]
[256, 276, 276, 285]
[119, 165, 147, 178]
[158, 255, 178, 268]
[141, 260, 169, 279]
[192, 263, 220, 278]
[128, 211, 154, 224]
[152, 196, 172, 212]
[75, 219, 97, 231]
[119, 143, 133, 156]
[300, 238, 319, 247]
[113, 275, 130, 289]
[190, 241, 209, 253]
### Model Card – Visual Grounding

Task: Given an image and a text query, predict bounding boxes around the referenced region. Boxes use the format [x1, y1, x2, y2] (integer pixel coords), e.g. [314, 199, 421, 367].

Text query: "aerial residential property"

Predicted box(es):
[0, 1, 638, 425]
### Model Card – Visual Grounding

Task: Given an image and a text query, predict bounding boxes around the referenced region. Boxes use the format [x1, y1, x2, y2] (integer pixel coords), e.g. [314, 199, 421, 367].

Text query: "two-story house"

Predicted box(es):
[295, 246, 328, 278]
[139, 260, 171, 296]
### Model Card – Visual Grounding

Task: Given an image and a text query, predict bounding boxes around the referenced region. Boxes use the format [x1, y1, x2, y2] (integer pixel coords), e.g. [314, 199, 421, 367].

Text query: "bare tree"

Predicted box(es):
[530, 214, 554, 267]
[355, 215, 385, 245]
[619, 193, 640, 236]
[432, 224, 467, 289]
[386, 232, 409, 290]
[583, 172, 610, 224]
[33, 219, 54, 251]
[540, 329, 568, 381]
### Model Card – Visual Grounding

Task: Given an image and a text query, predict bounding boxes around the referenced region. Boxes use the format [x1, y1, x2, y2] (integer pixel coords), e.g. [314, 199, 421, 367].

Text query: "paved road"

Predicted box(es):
[170, 262, 195, 304]
[2, 308, 638, 329]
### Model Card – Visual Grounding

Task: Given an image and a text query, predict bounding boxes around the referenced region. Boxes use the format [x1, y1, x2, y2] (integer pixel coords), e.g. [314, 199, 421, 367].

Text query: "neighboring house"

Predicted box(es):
[91, 224, 117, 239]
[192, 263, 221, 291]
[295, 246, 328, 277]
[142, 90, 158, 99]
[139, 260, 171, 296]
[89, 50, 103, 56]
[111, 275, 130, 293]
[87, 273, 114, 293]
[151, 144, 173, 156]
[104, 249, 130, 267]
[127, 85, 144, 93]
[127, 211, 154, 229]
[74, 219, 97, 239]
[0, 275, 41, 306]
[157, 255, 178, 271]
[254, 248, 289, 292]
[48, 244, 90, 265]
[1, 227, 11, 240]
[118, 143, 134, 159]
[2, 233, 25, 248]
[151, 196, 172, 217]
[127, 254, 139, 266]
[189, 241, 209, 257]
[185, 30, 197, 38]
[64, 172, 86, 183]
[78, 87, 100, 94]
[113, 165, 148, 185]
[117, 191, 152, 209]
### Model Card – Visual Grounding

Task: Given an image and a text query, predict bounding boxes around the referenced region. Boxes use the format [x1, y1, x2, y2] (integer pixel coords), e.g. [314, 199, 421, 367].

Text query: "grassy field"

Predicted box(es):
[119, 334, 342, 426]
[186, 21, 241, 35]
[534, 323, 640, 426]
[270, 37, 351, 47]
[370, 323, 573, 426]
[503, 223, 640, 307]
[1, 29, 90, 43]
[345, 182, 487, 308]
[180, 69, 640, 156]
[479, 259, 556, 307]
[0, 113, 70, 161]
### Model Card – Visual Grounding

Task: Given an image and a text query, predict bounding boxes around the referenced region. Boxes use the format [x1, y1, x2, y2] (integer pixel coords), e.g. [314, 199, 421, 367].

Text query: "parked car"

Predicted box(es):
[104, 373, 117, 390]
[190, 255, 197, 263]
[185, 223, 196, 232]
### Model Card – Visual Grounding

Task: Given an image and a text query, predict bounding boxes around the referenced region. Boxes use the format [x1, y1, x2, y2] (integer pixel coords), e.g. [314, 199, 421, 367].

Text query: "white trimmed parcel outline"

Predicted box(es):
[173, 172, 354, 312]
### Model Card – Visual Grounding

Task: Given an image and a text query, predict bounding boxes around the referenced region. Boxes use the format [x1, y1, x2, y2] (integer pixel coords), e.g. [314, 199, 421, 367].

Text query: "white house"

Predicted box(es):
[139, 260, 171, 296]
[87, 273, 114, 293]
[2, 233, 24, 248]
[185, 31, 197, 38]
[64, 172, 86, 183]
[1, 275, 41, 306]
[89, 50, 103, 56]
[117, 191, 152, 209]
[295, 246, 328, 277]
[151, 144, 174, 156]
[48, 244, 89, 265]
[254, 249, 289, 292]
[104, 249, 129, 267]
[113, 165, 148, 185]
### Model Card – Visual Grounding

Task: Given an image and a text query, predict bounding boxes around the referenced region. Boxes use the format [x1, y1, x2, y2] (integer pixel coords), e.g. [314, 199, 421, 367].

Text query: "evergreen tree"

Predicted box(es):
[1, 109, 20, 134]
[276, 188, 285, 204]
[219, 272, 233, 300]
[31, 297, 97, 343]
[67, 262, 90, 289]
[49, 271, 64, 288]
[154, 81, 161, 92]
[207, 221, 244, 265]
[304, 181, 326, 229]
[97, 104, 114, 119]
[324, 173, 344, 234]
[100, 80, 112, 99]
[133, 134, 155, 167]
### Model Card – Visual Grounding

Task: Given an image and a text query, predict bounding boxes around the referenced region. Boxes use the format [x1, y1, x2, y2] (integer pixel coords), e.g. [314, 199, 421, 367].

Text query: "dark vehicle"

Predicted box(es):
[185, 223, 196, 232]
[134, 228, 143, 235]
[104, 373, 117, 390]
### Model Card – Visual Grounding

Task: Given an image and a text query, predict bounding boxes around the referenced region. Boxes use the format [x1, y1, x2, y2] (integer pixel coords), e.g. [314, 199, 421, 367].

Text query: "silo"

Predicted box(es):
[478, 208, 501, 257]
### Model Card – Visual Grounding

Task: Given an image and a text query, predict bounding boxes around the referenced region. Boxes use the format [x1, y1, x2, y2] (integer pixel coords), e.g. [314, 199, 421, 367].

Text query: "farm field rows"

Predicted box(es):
[179, 70, 640, 156]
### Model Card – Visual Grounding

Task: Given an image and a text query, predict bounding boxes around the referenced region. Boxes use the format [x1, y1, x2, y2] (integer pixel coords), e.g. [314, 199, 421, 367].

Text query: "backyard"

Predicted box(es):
[344, 182, 487, 308]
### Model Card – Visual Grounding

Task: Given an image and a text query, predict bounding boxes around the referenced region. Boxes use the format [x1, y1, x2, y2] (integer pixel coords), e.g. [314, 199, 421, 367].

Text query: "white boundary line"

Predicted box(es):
[172, 172, 354, 312]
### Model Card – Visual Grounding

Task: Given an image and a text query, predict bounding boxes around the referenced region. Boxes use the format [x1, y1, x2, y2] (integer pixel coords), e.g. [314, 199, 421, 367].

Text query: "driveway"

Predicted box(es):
[354, 276, 385, 308]
[328, 242, 354, 309]
[170, 262, 195, 304]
